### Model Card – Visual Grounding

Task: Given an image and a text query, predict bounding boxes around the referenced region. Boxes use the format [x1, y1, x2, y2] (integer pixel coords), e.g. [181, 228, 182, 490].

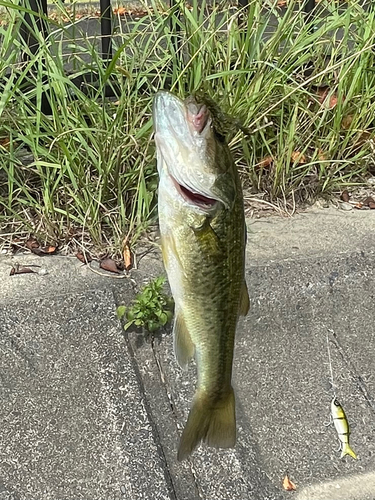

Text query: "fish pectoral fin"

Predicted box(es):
[341, 443, 357, 460]
[173, 312, 195, 371]
[177, 387, 236, 461]
[239, 281, 250, 316]
[190, 218, 221, 256]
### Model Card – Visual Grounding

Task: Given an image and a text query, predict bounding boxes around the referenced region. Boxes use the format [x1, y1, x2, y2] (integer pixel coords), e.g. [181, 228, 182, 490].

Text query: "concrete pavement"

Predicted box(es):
[1, 207, 375, 499]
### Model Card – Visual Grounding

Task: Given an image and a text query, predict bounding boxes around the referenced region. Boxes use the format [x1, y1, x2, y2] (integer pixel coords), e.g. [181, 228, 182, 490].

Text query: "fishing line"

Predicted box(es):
[326, 328, 336, 398]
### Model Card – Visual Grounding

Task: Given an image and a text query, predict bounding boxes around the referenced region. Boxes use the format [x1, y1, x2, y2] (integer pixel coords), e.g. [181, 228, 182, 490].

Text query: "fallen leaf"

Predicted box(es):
[31, 245, 57, 256]
[113, 6, 127, 14]
[257, 155, 274, 169]
[25, 237, 57, 256]
[40, 245, 56, 254]
[291, 151, 306, 164]
[25, 237, 40, 251]
[100, 258, 121, 274]
[363, 196, 375, 206]
[283, 474, 297, 491]
[123, 243, 132, 271]
[316, 87, 340, 109]
[328, 94, 338, 109]
[369, 202, 375, 210]
[10, 265, 36, 276]
[341, 190, 350, 202]
[76, 251, 92, 264]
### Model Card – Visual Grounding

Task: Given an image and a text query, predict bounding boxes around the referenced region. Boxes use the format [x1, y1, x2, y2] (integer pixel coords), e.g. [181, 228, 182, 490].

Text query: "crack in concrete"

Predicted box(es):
[330, 330, 375, 415]
[117, 326, 179, 500]
[150, 338, 203, 500]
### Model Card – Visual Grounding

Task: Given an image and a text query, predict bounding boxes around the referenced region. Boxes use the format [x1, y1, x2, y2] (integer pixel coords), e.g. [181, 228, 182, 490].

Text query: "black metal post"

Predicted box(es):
[304, 0, 316, 27]
[99, 0, 113, 62]
[301, 0, 316, 78]
[18, 0, 119, 109]
[19, 0, 51, 114]
[19, 0, 48, 59]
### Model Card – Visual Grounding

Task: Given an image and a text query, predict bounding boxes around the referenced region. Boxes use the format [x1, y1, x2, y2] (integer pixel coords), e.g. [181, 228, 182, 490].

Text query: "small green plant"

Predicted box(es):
[117, 276, 174, 332]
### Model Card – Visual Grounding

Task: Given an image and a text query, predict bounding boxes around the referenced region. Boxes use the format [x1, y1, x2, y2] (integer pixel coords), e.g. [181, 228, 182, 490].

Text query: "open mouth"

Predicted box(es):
[171, 176, 217, 209]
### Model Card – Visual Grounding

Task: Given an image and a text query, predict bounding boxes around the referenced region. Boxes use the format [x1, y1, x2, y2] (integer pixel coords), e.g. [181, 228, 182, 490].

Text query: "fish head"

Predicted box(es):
[153, 91, 236, 214]
[331, 396, 343, 415]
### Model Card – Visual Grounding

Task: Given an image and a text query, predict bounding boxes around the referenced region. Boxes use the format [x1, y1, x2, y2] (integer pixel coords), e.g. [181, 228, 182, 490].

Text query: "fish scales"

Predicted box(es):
[153, 91, 249, 461]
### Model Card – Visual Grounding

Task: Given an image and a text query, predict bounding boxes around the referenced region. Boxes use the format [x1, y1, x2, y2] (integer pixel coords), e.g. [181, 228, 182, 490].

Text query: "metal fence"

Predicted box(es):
[16, 0, 316, 113]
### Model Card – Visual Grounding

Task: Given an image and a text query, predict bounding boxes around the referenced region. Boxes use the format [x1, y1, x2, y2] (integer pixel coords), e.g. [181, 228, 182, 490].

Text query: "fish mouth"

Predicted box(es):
[170, 176, 218, 210]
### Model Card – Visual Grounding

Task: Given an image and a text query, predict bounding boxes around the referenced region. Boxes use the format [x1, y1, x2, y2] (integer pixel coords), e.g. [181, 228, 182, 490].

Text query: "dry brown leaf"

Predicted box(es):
[31, 245, 57, 256]
[328, 94, 338, 109]
[341, 190, 350, 203]
[113, 6, 127, 14]
[25, 237, 57, 256]
[316, 87, 340, 109]
[123, 243, 132, 271]
[369, 201, 375, 210]
[39, 245, 57, 254]
[277, 0, 287, 6]
[10, 265, 36, 276]
[25, 237, 40, 251]
[363, 196, 375, 206]
[100, 258, 121, 274]
[257, 155, 274, 169]
[76, 251, 92, 264]
[283, 474, 297, 491]
[291, 151, 306, 164]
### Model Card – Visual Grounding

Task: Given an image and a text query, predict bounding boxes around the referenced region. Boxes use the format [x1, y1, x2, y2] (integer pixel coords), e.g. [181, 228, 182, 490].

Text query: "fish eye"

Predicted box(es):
[334, 399, 340, 406]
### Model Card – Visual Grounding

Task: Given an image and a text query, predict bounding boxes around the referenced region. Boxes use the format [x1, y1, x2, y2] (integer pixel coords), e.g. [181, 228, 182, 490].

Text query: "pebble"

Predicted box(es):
[338, 201, 353, 211]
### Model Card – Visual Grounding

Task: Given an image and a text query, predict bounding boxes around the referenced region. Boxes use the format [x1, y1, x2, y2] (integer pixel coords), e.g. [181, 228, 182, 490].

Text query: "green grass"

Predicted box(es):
[1, 0, 375, 253]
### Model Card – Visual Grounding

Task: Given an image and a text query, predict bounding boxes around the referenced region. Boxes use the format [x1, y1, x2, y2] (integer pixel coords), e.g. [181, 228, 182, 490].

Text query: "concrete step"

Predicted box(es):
[1, 207, 375, 499]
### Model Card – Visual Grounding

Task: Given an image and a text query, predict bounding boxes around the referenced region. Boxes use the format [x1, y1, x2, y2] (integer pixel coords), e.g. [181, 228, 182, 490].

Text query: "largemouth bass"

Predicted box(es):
[153, 91, 249, 461]
[331, 397, 357, 459]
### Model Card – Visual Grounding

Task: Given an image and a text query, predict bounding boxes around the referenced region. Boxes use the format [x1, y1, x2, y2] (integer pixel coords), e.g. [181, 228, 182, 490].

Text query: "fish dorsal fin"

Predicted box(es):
[239, 281, 250, 316]
[173, 311, 195, 371]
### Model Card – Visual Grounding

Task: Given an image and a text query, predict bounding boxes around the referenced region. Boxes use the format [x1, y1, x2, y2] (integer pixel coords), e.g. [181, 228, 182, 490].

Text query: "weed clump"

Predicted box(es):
[117, 276, 174, 333]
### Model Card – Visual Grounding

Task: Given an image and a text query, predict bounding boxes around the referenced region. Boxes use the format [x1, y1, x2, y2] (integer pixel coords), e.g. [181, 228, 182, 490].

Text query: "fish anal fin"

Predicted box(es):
[177, 387, 236, 461]
[239, 281, 250, 316]
[173, 312, 195, 371]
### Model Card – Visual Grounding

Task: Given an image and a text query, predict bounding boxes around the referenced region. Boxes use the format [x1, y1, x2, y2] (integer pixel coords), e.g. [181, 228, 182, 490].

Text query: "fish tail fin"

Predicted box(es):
[177, 387, 236, 461]
[341, 443, 357, 460]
